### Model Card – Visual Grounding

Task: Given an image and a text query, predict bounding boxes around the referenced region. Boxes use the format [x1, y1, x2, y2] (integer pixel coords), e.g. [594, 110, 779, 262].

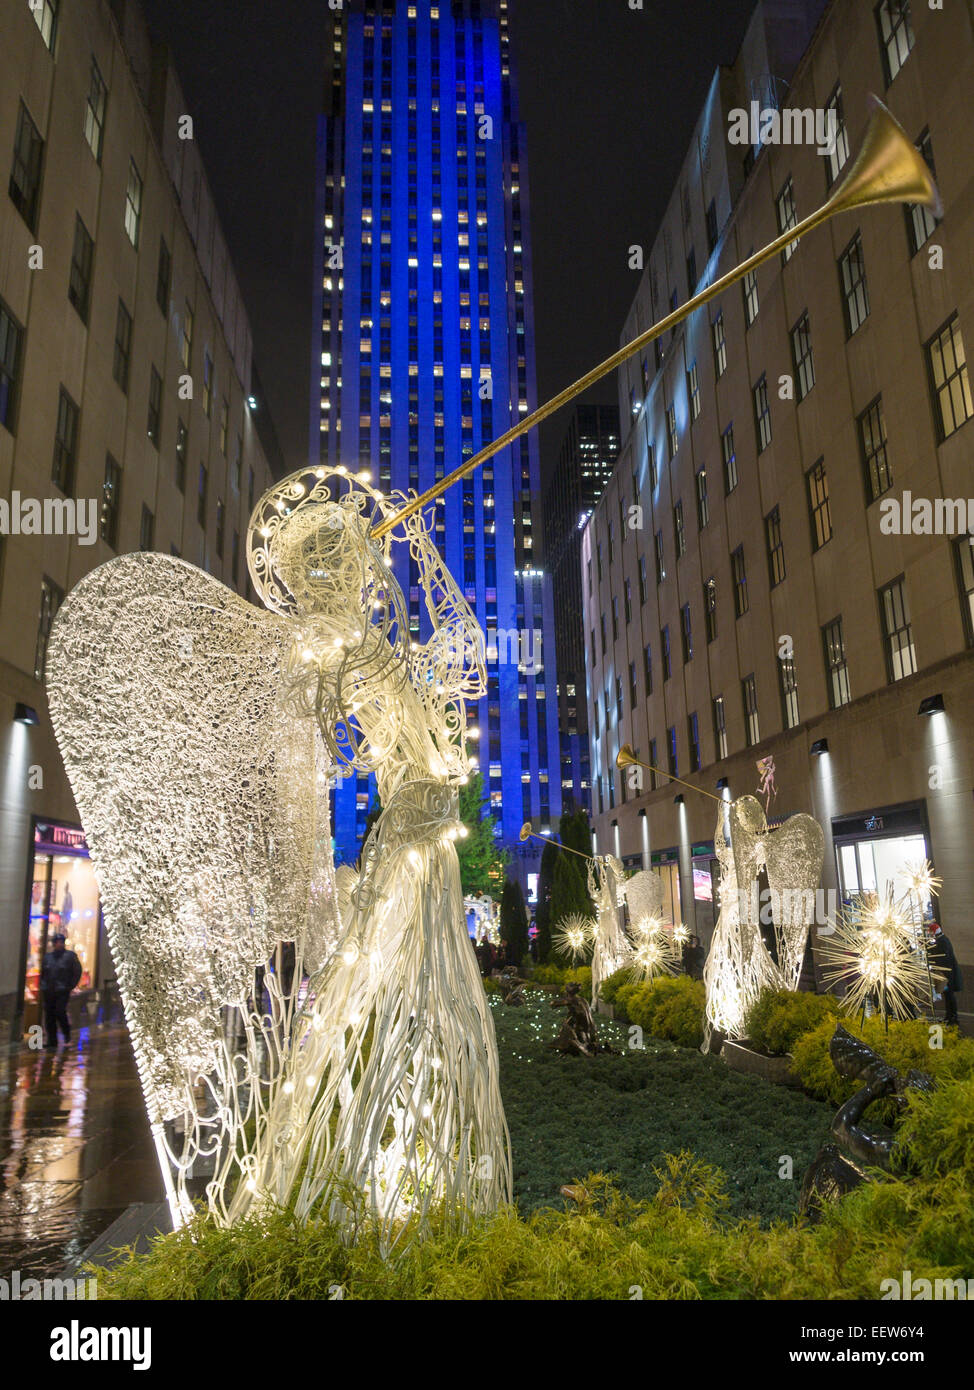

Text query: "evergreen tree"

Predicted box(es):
[499, 878, 529, 966]
[549, 851, 595, 961]
[534, 838, 558, 963]
[455, 772, 509, 896]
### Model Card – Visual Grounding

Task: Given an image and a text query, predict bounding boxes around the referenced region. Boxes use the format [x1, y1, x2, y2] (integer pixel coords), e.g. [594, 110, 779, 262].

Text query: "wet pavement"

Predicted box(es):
[0, 1025, 161, 1279]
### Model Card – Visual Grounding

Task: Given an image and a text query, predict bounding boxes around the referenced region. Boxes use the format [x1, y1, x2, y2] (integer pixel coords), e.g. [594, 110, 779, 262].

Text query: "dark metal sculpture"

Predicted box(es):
[799, 1024, 934, 1220]
[550, 981, 616, 1056]
[497, 967, 527, 1006]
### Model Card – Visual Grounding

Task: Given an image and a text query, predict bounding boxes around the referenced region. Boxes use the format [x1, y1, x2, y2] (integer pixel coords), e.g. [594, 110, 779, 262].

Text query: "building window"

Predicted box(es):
[661, 625, 671, 681]
[680, 603, 693, 663]
[35, 577, 64, 682]
[776, 177, 799, 262]
[926, 316, 973, 441]
[706, 199, 719, 253]
[824, 84, 850, 189]
[624, 578, 632, 624]
[124, 159, 143, 247]
[648, 739, 659, 790]
[52, 387, 79, 493]
[704, 577, 717, 643]
[68, 215, 94, 323]
[0, 297, 24, 433]
[791, 313, 815, 401]
[722, 423, 738, 493]
[100, 454, 121, 548]
[687, 361, 701, 421]
[84, 56, 107, 161]
[712, 311, 727, 379]
[666, 403, 678, 461]
[713, 695, 728, 760]
[696, 468, 709, 529]
[654, 530, 666, 584]
[879, 576, 917, 682]
[823, 617, 851, 708]
[753, 374, 772, 452]
[156, 238, 171, 315]
[688, 713, 701, 773]
[839, 232, 870, 337]
[731, 546, 748, 617]
[742, 674, 760, 747]
[876, 0, 915, 85]
[147, 366, 162, 448]
[859, 397, 892, 501]
[906, 130, 938, 254]
[612, 595, 619, 641]
[616, 676, 624, 723]
[113, 299, 132, 393]
[182, 302, 194, 371]
[667, 726, 678, 777]
[140, 504, 154, 552]
[644, 642, 653, 695]
[600, 613, 606, 655]
[765, 506, 785, 587]
[806, 458, 833, 550]
[673, 500, 686, 558]
[638, 553, 648, 605]
[175, 419, 188, 491]
[953, 537, 974, 647]
[216, 499, 225, 559]
[220, 398, 229, 455]
[198, 463, 208, 527]
[31, 0, 59, 50]
[629, 660, 638, 707]
[779, 656, 800, 730]
[9, 101, 44, 232]
[203, 351, 214, 417]
[743, 265, 759, 326]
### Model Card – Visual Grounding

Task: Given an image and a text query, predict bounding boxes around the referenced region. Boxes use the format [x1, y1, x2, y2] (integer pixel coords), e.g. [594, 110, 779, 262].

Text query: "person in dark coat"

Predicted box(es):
[927, 922, 963, 1027]
[40, 932, 83, 1047]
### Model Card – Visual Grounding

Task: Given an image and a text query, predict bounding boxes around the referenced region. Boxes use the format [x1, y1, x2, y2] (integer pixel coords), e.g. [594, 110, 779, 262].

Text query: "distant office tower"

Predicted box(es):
[543, 404, 620, 814]
[313, 0, 561, 880]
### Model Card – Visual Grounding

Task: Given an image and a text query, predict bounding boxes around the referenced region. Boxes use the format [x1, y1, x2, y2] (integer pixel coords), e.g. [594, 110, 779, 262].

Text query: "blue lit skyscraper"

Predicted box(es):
[312, 0, 561, 877]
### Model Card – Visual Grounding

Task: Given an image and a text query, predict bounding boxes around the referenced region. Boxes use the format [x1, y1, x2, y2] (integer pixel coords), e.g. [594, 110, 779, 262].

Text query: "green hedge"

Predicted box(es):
[790, 1015, 974, 1111]
[606, 975, 705, 1049]
[529, 963, 592, 999]
[742, 989, 840, 1056]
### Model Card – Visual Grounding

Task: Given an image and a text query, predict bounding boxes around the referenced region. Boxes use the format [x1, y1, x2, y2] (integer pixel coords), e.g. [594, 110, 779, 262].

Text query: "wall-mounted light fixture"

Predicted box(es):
[917, 694, 944, 717]
[14, 703, 39, 726]
[673, 793, 685, 805]
[810, 738, 829, 756]
[716, 777, 729, 790]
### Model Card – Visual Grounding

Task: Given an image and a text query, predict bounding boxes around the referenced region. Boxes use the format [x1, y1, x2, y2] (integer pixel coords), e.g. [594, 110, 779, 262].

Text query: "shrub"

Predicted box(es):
[608, 975, 705, 1049]
[790, 1015, 974, 1109]
[898, 1076, 974, 1180]
[529, 963, 592, 999]
[598, 967, 631, 1006]
[743, 989, 839, 1056]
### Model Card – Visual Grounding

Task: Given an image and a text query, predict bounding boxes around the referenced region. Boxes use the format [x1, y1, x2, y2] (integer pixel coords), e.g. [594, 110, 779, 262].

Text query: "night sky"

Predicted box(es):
[140, 0, 758, 483]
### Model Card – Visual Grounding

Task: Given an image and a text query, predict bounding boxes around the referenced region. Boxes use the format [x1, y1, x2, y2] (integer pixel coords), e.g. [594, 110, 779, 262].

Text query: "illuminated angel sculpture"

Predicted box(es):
[586, 855, 632, 1003]
[703, 796, 824, 1045]
[228, 469, 511, 1244]
[46, 466, 511, 1246]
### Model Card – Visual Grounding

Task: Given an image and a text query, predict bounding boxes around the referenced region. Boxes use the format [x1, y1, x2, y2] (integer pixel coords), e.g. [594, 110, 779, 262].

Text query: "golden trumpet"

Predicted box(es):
[615, 744, 723, 805]
[371, 99, 939, 540]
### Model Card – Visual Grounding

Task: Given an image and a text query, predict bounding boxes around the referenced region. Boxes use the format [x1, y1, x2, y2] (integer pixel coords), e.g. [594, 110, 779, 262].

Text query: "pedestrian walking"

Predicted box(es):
[40, 932, 83, 1047]
[927, 922, 963, 1027]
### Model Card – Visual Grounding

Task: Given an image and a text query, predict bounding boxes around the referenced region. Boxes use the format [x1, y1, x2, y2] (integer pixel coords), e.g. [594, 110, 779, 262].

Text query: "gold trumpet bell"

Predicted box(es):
[828, 96, 942, 218]
[519, 821, 533, 842]
[616, 744, 639, 770]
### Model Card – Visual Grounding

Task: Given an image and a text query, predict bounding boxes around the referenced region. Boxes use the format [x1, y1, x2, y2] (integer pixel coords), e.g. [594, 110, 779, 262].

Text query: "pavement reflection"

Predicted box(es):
[0, 1026, 160, 1278]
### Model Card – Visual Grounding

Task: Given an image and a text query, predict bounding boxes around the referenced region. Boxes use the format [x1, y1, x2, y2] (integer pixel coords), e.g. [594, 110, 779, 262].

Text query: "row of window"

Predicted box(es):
[593, 545, 974, 812]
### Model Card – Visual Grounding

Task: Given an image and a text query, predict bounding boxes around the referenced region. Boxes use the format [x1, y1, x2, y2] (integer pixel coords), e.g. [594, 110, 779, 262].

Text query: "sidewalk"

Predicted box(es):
[0, 1024, 161, 1279]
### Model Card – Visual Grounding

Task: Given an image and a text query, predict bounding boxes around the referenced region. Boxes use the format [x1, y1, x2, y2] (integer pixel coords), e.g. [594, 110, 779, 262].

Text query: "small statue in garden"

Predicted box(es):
[799, 1024, 934, 1221]
[497, 967, 526, 1006]
[550, 981, 616, 1056]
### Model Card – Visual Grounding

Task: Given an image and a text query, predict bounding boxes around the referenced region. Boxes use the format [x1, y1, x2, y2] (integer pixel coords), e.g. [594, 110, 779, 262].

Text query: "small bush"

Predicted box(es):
[790, 1015, 974, 1109]
[743, 989, 839, 1057]
[529, 963, 592, 999]
[598, 967, 631, 1006]
[609, 975, 705, 1049]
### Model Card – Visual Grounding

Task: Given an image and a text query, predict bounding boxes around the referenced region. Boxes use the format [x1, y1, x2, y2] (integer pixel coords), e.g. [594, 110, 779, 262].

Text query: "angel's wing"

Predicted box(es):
[46, 552, 339, 1126]
[620, 869, 665, 925]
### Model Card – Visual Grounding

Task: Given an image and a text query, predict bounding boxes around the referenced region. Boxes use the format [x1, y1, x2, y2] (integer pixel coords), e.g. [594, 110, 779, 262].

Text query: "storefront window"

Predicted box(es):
[651, 849, 682, 926]
[833, 803, 932, 918]
[24, 821, 101, 1003]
